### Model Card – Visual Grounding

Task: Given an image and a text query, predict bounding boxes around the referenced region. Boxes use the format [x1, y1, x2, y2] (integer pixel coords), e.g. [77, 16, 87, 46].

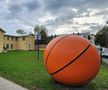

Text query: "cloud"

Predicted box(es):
[8, 4, 23, 17]
[23, 0, 41, 11]
[0, 0, 108, 35]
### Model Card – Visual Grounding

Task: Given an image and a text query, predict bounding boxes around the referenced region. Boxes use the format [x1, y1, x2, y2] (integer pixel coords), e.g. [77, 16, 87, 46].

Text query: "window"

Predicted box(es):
[15, 37, 18, 41]
[7, 36, 9, 40]
[11, 44, 13, 49]
[28, 44, 31, 50]
[22, 37, 25, 41]
[11, 37, 14, 41]
[3, 36, 5, 40]
[6, 44, 9, 49]
[3, 44, 6, 51]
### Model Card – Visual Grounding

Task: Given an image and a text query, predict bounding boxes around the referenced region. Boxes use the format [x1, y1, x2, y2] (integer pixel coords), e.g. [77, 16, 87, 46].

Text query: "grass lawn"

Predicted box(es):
[0, 51, 108, 90]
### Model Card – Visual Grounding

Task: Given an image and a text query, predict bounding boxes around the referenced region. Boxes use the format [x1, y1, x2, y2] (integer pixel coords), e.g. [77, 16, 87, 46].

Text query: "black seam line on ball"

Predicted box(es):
[50, 43, 91, 75]
[45, 35, 72, 68]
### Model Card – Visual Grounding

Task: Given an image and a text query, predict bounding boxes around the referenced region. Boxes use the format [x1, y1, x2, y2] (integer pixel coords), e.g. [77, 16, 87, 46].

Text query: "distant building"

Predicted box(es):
[51, 32, 95, 45]
[79, 32, 90, 39]
[0, 28, 35, 53]
[79, 32, 95, 44]
[89, 34, 95, 44]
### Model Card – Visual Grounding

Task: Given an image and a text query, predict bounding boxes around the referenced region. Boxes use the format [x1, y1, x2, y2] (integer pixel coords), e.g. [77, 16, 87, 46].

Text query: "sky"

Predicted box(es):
[0, 0, 108, 35]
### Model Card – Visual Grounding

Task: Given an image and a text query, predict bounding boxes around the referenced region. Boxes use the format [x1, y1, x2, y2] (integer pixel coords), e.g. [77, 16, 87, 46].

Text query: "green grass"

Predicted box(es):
[88, 61, 108, 90]
[0, 51, 108, 90]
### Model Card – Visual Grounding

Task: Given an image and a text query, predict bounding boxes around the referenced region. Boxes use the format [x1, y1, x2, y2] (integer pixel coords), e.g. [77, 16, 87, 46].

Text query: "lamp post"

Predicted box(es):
[34, 26, 41, 60]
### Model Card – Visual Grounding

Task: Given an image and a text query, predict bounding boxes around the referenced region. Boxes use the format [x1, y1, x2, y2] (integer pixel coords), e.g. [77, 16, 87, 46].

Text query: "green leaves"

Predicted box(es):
[95, 25, 108, 47]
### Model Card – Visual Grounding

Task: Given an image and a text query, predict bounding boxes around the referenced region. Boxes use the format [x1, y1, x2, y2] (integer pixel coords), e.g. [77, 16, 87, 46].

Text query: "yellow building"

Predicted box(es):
[0, 28, 35, 53]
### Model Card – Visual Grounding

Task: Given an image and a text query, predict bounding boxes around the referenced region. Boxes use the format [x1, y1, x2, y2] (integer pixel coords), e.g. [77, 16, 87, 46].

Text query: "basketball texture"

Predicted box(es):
[44, 35, 100, 86]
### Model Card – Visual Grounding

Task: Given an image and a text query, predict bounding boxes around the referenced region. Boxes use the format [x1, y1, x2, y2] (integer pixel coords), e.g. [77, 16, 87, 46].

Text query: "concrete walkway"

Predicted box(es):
[0, 77, 28, 90]
[103, 58, 108, 64]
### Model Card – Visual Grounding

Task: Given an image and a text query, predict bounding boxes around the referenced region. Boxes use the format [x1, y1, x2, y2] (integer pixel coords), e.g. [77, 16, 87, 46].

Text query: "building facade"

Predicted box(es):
[0, 28, 35, 53]
[79, 32, 95, 44]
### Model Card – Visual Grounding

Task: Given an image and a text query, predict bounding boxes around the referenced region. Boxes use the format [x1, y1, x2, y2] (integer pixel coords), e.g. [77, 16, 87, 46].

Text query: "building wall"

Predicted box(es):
[4, 36, 18, 50]
[25, 35, 35, 50]
[0, 29, 35, 52]
[17, 37, 27, 50]
[0, 31, 4, 53]
[17, 35, 35, 50]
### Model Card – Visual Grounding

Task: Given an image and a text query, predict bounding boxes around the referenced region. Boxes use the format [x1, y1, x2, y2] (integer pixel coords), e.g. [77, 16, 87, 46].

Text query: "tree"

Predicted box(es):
[34, 25, 48, 44]
[16, 29, 26, 34]
[34, 25, 41, 35]
[88, 35, 92, 40]
[48, 35, 54, 42]
[40, 31, 48, 44]
[77, 32, 80, 35]
[95, 25, 108, 47]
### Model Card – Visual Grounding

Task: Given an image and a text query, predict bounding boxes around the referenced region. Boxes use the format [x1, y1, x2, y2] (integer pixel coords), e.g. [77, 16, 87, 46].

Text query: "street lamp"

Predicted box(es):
[34, 26, 41, 60]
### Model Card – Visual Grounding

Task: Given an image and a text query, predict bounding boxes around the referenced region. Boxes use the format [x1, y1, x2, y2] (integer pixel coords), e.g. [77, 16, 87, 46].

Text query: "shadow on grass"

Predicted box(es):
[43, 79, 90, 90]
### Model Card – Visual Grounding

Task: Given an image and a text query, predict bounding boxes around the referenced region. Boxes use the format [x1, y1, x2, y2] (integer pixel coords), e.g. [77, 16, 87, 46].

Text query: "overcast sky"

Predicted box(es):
[0, 0, 108, 35]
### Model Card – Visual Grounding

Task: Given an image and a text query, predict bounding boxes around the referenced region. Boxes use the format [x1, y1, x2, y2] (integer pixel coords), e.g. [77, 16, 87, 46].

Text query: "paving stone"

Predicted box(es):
[0, 77, 28, 90]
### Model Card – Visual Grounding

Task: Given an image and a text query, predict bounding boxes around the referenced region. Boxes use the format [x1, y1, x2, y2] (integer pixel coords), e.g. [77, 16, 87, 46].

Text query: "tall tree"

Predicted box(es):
[95, 25, 108, 47]
[34, 25, 48, 44]
[16, 29, 26, 34]
[34, 25, 41, 35]
[88, 35, 92, 40]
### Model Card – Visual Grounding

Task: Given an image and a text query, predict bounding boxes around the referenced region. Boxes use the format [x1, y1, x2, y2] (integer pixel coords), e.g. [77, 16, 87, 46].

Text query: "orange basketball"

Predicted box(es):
[44, 35, 100, 86]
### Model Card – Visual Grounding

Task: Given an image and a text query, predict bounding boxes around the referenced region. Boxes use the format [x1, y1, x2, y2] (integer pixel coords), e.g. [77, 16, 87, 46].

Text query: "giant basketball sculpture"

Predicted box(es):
[44, 35, 100, 86]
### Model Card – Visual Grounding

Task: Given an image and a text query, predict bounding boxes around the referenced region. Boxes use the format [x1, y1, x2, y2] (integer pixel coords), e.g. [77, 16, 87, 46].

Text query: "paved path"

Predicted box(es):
[0, 77, 28, 90]
[103, 58, 108, 64]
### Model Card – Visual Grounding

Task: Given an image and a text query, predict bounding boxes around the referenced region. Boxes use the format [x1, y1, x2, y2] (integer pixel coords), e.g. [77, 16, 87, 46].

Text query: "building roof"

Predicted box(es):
[0, 28, 6, 33]
[0, 27, 34, 37]
[4, 33, 34, 37]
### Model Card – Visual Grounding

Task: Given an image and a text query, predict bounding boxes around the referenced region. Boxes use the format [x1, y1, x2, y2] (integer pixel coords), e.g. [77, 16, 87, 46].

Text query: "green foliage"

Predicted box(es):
[16, 29, 26, 34]
[95, 25, 108, 47]
[40, 30, 48, 44]
[47, 35, 57, 43]
[34, 25, 48, 44]
[88, 35, 92, 40]
[34, 25, 41, 34]
[47, 35, 54, 42]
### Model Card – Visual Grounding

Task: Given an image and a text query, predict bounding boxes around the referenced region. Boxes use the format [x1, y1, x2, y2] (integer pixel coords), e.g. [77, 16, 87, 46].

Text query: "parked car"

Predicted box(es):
[95, 45, 108, 57]
[95, 45, 101, 55]
[102, 48, 108, 57]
